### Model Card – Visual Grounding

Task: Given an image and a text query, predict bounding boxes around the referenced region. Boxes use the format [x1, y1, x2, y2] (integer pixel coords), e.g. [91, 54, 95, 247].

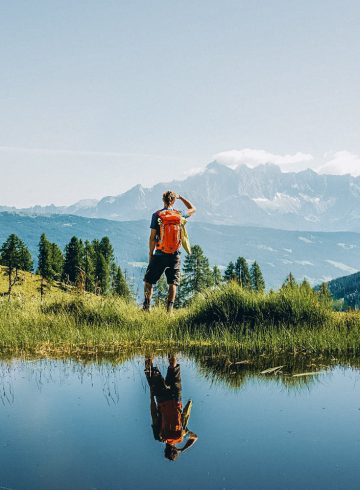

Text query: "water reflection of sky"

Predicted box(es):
[0, 357, 360, 490]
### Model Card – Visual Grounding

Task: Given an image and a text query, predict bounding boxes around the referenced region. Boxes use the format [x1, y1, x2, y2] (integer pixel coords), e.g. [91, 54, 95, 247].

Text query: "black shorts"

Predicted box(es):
[145, 365, 182, 403]
[144, 253, 181, 286]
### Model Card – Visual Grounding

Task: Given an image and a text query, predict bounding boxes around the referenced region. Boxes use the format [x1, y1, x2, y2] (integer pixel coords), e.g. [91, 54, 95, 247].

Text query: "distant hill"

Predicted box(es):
[1, 213, 359, 293]
[3, 162, 360, 231]
[326, 272, 360, 309]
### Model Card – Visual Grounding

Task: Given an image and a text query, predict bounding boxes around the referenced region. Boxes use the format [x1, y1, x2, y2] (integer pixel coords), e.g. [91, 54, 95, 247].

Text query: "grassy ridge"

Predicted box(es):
[1, 270, 360, 357]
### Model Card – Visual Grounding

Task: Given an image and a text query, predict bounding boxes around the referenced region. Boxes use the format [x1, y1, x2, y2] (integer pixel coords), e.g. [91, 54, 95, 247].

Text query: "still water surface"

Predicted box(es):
[0, 354, 360, 490]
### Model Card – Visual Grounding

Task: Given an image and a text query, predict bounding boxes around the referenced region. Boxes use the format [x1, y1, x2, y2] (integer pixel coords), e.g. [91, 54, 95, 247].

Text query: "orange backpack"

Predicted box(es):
[156, 209, 182, 254]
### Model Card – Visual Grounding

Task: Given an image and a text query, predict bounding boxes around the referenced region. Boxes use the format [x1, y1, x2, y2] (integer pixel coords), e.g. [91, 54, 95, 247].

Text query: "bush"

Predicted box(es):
[182, 282, 332, 331]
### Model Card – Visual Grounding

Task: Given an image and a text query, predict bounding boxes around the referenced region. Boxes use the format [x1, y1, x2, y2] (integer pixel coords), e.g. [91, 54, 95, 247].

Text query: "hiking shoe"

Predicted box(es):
[142, 299, 150, 313]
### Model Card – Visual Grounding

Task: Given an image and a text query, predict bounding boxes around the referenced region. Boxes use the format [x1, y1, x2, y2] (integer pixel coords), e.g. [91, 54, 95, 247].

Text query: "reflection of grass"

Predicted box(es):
[187, 347, 360, 391]
[2, 276, 360, 357]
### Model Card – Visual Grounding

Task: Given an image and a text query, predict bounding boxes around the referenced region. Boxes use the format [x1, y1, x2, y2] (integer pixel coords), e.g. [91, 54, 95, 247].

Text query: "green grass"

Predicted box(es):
[1, 269, 360, 358]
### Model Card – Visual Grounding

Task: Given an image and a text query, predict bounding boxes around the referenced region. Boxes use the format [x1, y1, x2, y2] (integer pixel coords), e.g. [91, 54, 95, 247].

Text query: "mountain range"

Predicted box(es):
[2, 162, 360, 232]
[1, 213, 359, 292]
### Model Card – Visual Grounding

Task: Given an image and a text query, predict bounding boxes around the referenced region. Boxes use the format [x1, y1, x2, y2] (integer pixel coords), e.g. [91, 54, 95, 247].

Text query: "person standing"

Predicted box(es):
[143, 191, 196, 312]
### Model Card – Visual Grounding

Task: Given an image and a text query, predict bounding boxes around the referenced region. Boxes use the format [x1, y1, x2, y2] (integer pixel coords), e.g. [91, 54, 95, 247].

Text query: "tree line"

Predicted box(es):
[0, 233, 131, 299]
[154, 245, 266, 307]
[1, 233, 331, 307]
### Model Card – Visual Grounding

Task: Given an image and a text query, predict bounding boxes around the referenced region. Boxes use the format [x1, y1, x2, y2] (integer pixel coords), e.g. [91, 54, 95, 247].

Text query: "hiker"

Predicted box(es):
[144, 355, 198, 461]
[143, 191, 196, 312]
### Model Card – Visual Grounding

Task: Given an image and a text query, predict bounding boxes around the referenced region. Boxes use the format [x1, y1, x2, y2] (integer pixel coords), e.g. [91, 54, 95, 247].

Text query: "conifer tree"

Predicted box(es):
[99, 237, 114, 264]
[224, 261, 236, 282]
[18, 241, 33, 275]
[318, 282, 333, 308]
[153, 274, 168, 306]
[92, 237, 115, 295]
[282, 272, 297, 289]
[0, 234, 33, 296]
[300, 278, 312, 294]
[38, 233, 53, 298]
[250, 261, 265, 292]
[83, 241, 95, 292]
[50, 243, 64, 280]
[212, 265, 222, 287]
[235, 257, 251, 288]
[174, 276, 185, 308]
[62, 236, 84, 285]
[182, 244, 212, 303]
[38, 234, 52, 279]
[38, 235, 63, 299]
[96, 253, 110, 294]
[112, 265, 132, 299]
[38, 234, 63, 283]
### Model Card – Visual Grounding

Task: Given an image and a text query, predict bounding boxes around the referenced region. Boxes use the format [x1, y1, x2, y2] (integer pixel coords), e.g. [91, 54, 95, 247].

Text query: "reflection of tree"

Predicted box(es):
[0, 379, 14, 406]
[187, 347, 355, 391]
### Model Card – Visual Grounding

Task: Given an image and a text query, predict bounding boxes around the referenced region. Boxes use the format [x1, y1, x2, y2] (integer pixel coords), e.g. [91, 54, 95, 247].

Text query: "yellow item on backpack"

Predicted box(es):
[181, 399, 193, 430]
[181, 218, 192, 255]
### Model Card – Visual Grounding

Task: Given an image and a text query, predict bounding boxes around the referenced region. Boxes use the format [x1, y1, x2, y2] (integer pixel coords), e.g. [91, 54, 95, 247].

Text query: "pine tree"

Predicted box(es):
[300, 278, 312, 294]
[153, 274, 168, 306]
[112, 265, 132, 299]
[0, 234, 33, 296]
[182, 244, 212, 303]
[38, 234, 52, 279]
[18, 241, 33, 274]
[174, 274, 185, 308]
[37, 235, 63, 299]
[212, 265, 222, 287]
[318, 282, 333, 308]
[38, 233, 53, 299]
[50, 243, 64, 280]
[83, 241, 95, 292]
[282, 272, 297, 289]
[250, 261, 265, 292]
[92, 237, 115, 295]
[224, 261, 236, 282]
[99, 237, 114, 264]
[62, 236, 84, 285]
[235, 257, 251, 288]
[96, 253, 110, 294]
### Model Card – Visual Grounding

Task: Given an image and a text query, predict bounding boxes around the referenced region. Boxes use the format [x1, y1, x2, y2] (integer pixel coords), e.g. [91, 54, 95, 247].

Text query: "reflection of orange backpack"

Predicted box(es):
[156, 210, 182, 254]
[159, 399, 184, 443]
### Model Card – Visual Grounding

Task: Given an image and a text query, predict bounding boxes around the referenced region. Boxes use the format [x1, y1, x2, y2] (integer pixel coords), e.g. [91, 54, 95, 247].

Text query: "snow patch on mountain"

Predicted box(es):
[253, 193, 301, 213]
[298, 236, 314, 244]
[337, 243, 356, 250]
[257, 244, 277, 252]
[325, 260, 358, 274]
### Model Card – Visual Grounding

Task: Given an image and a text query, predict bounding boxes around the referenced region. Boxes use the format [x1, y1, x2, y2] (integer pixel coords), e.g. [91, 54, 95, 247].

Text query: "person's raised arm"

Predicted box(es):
[179, 431, 198, 453]
[176, 195, 196, 217]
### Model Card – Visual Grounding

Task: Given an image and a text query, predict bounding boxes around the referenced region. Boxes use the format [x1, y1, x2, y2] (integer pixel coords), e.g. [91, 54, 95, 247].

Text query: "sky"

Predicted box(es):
[1, 0, 360, 207]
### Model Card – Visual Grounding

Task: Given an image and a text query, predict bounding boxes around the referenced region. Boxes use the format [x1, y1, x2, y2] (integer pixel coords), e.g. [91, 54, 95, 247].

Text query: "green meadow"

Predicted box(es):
[1, 266, 360, 358]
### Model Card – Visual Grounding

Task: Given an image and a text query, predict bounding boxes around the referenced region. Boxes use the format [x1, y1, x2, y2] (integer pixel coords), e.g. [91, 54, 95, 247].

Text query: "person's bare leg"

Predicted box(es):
[167, 284, 177, 313]
[168, 353, 176, 368]
[143, 282, 153, 311]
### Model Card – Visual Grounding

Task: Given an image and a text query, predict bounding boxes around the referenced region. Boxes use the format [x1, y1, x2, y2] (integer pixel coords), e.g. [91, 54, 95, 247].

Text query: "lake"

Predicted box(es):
[0, 352, 360, 490]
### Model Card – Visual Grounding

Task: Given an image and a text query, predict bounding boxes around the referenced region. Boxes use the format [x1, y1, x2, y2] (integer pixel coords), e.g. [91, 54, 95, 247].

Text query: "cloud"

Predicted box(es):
[318, 151, 360, 177]
[213, 148, 314, 170]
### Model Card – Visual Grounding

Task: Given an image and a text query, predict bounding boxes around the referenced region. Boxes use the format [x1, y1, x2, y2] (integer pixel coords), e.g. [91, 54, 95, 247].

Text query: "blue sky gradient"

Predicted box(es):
[1, 0, 359, 206]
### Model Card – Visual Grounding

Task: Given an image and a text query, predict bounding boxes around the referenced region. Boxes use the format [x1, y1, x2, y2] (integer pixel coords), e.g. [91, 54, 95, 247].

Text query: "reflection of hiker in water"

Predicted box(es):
[145, 355, 198, 461]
